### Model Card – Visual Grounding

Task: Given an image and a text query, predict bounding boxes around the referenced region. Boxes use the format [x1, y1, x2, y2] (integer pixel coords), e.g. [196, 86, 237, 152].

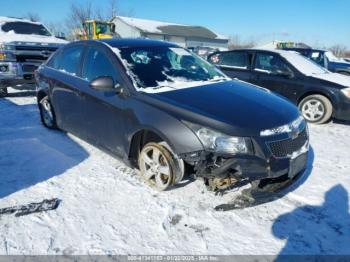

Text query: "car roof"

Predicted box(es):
[214, 48, 299, 56]
[282, 47, 326, 52]
[99, 38, 179, 48]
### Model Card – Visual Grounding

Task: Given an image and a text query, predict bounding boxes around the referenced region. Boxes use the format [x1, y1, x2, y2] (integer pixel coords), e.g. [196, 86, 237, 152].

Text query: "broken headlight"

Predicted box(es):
[183, 121, 252, 155]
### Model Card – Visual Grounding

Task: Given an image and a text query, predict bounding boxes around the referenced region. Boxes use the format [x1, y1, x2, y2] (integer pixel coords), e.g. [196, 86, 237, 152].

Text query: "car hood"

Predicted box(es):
[0, 33, 68, 45]
[143, 80, 300, 137]
[311, 72, 350, 87]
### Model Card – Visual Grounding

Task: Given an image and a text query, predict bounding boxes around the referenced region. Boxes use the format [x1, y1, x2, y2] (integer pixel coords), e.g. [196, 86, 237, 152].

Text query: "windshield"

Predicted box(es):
[281, 51, 328, 75]
[1, 22, 51, 36]
[116, 46, 227, 89]
[96, 22, 112, 35]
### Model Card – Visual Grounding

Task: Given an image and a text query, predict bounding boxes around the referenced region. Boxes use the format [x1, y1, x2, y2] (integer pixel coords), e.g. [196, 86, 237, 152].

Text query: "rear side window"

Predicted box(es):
[215, 52, 249, 69]
[58, 46, 84, 77]
[82, 47, 118, 82]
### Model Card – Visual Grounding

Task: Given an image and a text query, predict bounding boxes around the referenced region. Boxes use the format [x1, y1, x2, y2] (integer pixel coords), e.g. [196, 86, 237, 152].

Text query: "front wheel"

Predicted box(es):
[39, 96, 57, 129]
[138, 142, 184, 191]
[298, 94, 332, 124]
[0, 87, 8, 98]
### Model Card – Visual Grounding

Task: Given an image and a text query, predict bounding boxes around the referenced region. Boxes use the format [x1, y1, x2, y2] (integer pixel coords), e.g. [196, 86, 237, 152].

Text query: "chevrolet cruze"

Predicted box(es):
[35, 39, 309, 196]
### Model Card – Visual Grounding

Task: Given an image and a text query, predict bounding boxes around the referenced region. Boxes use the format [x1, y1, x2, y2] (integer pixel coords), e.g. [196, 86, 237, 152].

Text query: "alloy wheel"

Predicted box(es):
[301, 99, 325, 122]
[41, 99, 55, 127]
[139, 144, 173, 190]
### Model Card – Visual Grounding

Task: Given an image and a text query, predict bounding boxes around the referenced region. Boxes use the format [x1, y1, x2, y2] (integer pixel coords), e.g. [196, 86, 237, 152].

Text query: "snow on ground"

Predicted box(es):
[0, 87, 350, 255]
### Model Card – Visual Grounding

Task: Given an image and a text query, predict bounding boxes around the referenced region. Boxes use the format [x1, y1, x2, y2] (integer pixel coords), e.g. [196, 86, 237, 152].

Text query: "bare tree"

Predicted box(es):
[65, 1, 93, 31]
[228, 35, 256, 49]
[329, 45, 348, 58]
[25, 12, 41, 22]
[45, 21, 64, 36]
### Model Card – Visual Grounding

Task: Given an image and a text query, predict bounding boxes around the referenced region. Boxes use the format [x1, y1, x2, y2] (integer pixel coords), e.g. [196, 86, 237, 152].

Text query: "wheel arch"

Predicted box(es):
[127, 127, 177, 168]
[36, 90, 48, 104]
[297, 90, 335, 109]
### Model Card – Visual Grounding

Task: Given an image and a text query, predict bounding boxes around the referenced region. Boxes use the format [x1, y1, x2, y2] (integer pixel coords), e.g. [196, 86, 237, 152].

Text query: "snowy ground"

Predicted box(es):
[0, 87, 350, 255]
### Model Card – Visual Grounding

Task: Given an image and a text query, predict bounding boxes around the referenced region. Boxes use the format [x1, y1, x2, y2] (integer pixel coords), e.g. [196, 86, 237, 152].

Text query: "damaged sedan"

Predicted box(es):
[35, 39, 309, 207]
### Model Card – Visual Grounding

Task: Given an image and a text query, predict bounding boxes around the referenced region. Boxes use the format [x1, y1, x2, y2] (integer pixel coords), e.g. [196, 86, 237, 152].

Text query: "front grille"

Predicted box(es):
[267, 129, 308, 158]
[14, 45, 58, 63]
[15, 45, 58, 52]
[22, 64, 38, 73]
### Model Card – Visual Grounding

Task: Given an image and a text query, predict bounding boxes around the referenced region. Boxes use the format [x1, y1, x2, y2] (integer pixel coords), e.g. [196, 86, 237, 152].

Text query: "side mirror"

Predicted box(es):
[89, 76, 120, 92]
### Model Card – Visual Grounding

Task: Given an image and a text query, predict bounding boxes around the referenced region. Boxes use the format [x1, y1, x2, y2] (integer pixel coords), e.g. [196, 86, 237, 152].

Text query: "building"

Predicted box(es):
[111, 16, 229, 50]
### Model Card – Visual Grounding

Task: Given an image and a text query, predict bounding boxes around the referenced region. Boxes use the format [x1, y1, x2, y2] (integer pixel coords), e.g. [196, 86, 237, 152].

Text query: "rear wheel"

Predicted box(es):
[0, 87, 8, 98]
[138, 142, 183, 191]
[39, 96, 57, 129]
[298, 94, 332, 124]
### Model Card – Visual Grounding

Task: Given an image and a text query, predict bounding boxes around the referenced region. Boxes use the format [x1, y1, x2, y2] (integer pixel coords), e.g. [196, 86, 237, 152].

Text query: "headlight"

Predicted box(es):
[0, 43, 15, 61]
[341, 87, 350, 98]
[260, 115, 305, 136]
[183, 121, 251, 154]
[0, 43, 15, 51]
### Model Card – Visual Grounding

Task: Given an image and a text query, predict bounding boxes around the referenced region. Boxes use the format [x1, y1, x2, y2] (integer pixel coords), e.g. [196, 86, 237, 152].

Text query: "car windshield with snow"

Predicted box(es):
[35, 39, 309, 208]
[209, 49, 350, 124]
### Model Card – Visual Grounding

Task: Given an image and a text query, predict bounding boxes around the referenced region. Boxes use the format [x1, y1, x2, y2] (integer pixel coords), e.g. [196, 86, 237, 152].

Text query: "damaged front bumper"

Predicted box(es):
[179, 128, 309, 209]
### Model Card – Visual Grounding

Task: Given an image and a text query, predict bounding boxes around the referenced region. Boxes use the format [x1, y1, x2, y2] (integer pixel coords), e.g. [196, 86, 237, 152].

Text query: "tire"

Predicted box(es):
[0, 87, 8, 98]
[39, 96, 57, 129]
[298, 94, 332, 124]
[138, 142, 182, 191]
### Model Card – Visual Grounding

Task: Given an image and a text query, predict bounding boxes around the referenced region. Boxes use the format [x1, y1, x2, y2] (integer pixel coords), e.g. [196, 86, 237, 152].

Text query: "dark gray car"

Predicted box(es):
[35, 39, 309, 206]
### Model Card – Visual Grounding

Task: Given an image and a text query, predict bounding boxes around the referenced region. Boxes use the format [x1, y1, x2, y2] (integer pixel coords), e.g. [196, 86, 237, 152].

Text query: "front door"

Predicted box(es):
[250, 52, 301, 103]
[79, 46, 126, 157]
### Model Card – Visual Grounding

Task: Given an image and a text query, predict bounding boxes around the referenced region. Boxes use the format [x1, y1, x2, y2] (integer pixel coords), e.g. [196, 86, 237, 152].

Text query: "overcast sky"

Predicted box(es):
[2, 0, 349, 48]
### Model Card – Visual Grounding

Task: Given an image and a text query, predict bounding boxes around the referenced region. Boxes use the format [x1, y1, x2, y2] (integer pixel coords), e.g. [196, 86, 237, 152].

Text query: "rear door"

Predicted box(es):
[209, 51, 252, 81]
[250, 51, 301, 103]
[48, 44, 87, 134]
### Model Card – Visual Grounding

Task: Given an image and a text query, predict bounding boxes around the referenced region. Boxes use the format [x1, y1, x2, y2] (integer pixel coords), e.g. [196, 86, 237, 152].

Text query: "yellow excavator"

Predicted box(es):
[81, 20, 115, 40]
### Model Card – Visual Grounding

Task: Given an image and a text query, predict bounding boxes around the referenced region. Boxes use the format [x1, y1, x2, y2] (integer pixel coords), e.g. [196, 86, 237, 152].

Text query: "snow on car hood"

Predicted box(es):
[311, 72, 350, 87]
[0, 33, 68, 45]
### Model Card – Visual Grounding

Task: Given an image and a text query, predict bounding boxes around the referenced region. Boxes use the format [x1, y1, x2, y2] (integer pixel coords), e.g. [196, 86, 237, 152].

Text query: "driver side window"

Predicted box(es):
[254, 53, 291, 74]
[82, 47, 118, 83]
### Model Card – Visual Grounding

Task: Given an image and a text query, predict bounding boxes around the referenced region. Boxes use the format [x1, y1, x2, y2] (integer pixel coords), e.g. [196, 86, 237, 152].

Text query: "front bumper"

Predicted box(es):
[0, 61, 38, 88]
[334, 91, 350, 121]
[181, 128, 309, 191]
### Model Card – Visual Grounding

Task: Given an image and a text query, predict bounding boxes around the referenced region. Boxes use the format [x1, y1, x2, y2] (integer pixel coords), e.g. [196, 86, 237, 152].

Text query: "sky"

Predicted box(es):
[1, 0, 349, 48]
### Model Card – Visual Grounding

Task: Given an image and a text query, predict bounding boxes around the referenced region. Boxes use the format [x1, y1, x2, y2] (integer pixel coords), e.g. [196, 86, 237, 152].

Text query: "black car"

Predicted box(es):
[208, 49, 350, 124]
[35, 39, 309, 201]
[281, 48, 350, 76]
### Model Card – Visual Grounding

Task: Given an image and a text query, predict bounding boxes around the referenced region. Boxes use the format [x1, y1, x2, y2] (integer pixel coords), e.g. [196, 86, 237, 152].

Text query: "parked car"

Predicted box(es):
[0, 16, 68, 97]
[281, 48, 350, 76]
[208, 49, 350, 124]
[36, 39, 309, 200]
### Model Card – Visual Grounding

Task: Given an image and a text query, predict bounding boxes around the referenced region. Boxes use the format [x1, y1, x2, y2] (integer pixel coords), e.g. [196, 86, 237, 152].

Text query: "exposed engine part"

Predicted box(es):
[205, 177, 238, 192]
